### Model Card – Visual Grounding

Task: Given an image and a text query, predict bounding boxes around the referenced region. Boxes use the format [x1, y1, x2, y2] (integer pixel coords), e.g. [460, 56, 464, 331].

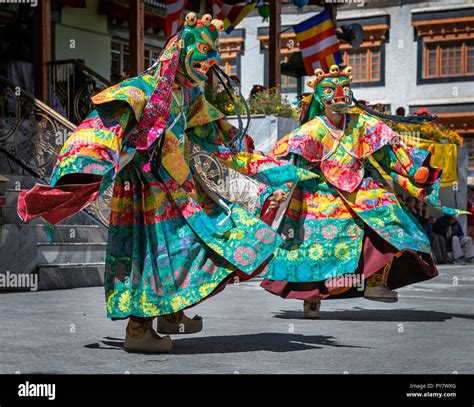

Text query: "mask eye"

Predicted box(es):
[197, 42, 210, 54]
[323, 88, 334, 96]
[343, 86, 351, 94]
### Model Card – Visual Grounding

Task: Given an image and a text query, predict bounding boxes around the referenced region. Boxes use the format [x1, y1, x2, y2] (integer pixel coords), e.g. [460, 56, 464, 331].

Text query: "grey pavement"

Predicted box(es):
[0, 265, 473, 374]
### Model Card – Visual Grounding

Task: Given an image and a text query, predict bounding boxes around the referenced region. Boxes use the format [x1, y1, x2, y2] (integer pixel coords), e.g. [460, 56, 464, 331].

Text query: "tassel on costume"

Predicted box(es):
[42, 220, 55, 244]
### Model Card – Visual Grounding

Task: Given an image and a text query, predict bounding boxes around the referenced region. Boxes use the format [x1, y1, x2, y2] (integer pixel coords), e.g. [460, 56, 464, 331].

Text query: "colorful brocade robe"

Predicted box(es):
[255, 111, 459, 284]
[17, 72, 317, 319]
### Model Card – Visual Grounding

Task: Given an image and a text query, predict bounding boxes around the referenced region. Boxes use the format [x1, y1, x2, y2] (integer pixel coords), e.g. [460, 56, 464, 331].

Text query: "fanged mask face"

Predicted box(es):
[180, 14, 222, 84]
[316, 76, 353, 113]
[191, 60, 215, 76]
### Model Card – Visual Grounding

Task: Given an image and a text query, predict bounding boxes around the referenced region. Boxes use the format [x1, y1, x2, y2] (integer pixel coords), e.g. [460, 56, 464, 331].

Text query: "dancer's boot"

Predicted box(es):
[303, 298, 321, 319]
[124, 318, 172, 353]
[156, 311, 203, 334]
[364, 285, 398, 303]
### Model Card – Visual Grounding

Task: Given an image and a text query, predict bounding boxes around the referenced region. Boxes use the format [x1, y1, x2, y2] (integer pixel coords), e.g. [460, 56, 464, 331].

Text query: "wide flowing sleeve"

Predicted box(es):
[185, 93, 317, 187]
[17, 76, 153, 224]
[188, 121, 318, 186]
[50, 102, 135, 190]
[370, 128, 466, 214]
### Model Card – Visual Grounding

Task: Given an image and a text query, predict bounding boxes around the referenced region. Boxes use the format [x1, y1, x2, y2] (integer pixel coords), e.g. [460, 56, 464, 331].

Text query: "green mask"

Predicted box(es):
[308, 65, 354, 116]
[315, 76, 353, 113]
[180, 13, 223, 84]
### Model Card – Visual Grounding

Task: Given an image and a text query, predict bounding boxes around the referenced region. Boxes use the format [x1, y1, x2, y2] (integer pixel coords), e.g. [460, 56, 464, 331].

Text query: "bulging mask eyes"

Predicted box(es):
[197, 42, 210, 54]
[343, 86, 351, 94]
[323, 88, 334, 96]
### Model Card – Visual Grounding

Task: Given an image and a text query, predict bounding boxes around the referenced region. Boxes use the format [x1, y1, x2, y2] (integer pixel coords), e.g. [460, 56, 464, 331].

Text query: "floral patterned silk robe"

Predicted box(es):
[18, 72, 317, 318]
[255, 111, 454, 285]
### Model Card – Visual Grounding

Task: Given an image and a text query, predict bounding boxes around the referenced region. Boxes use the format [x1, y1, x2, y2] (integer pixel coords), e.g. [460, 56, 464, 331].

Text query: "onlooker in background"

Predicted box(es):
[250, 84, 266, 98]
[416, 200, 430, 231]
[371, 103, 387, 114]
[468, 186, 474, 239]
[427, 216, 448, 264]
[229, 74, 241, 86]
[395, 106, 406, 116]
[405, 196, 418, 217]
[433, 215, 473, 265]
[405, 197, 446, 263]
[413, 107, 433, 122]
[425, 216, 436, 235]
[414, 107, 431, 116]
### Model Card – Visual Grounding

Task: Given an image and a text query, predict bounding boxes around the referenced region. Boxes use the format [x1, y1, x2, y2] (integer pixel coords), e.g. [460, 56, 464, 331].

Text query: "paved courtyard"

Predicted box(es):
[0, 265, 473, 374]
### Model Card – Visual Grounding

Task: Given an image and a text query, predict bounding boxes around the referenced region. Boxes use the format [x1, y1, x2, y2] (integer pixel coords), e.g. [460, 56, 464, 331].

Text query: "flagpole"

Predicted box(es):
[202, 0, 213, 15]
[269, 0, 281, 89]
[129, 0, 145, 77]
[204, 0, 216, 86]
[327, 3, 337, 27]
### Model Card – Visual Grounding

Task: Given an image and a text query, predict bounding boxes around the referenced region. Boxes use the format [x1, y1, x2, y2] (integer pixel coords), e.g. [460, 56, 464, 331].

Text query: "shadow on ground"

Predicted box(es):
[85, 332, 368, 354]
[273, 307, 474, 322]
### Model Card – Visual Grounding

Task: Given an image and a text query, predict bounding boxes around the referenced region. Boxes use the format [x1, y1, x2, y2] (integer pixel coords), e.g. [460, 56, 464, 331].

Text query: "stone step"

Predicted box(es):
[5, 188, 20, 207]
[1, 223, 107, 244]
[1, 223, 107, 276]
[1, 174, 41, 191]
[42, 224, 107, 244]
[37, 242, 107, 265]
[37, 262, 105, 290]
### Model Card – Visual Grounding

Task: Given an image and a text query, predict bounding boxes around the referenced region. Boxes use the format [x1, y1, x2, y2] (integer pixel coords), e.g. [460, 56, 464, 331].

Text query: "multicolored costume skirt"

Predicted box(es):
[257, 183, 438, 301]
[105, 152, 279, 319]
[260, 224, 437, 300]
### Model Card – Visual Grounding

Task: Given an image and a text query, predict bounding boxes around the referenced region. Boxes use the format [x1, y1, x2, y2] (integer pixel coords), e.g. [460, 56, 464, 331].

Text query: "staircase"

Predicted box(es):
[0, 73, 111, 291]
[1, 174, 108, 291]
